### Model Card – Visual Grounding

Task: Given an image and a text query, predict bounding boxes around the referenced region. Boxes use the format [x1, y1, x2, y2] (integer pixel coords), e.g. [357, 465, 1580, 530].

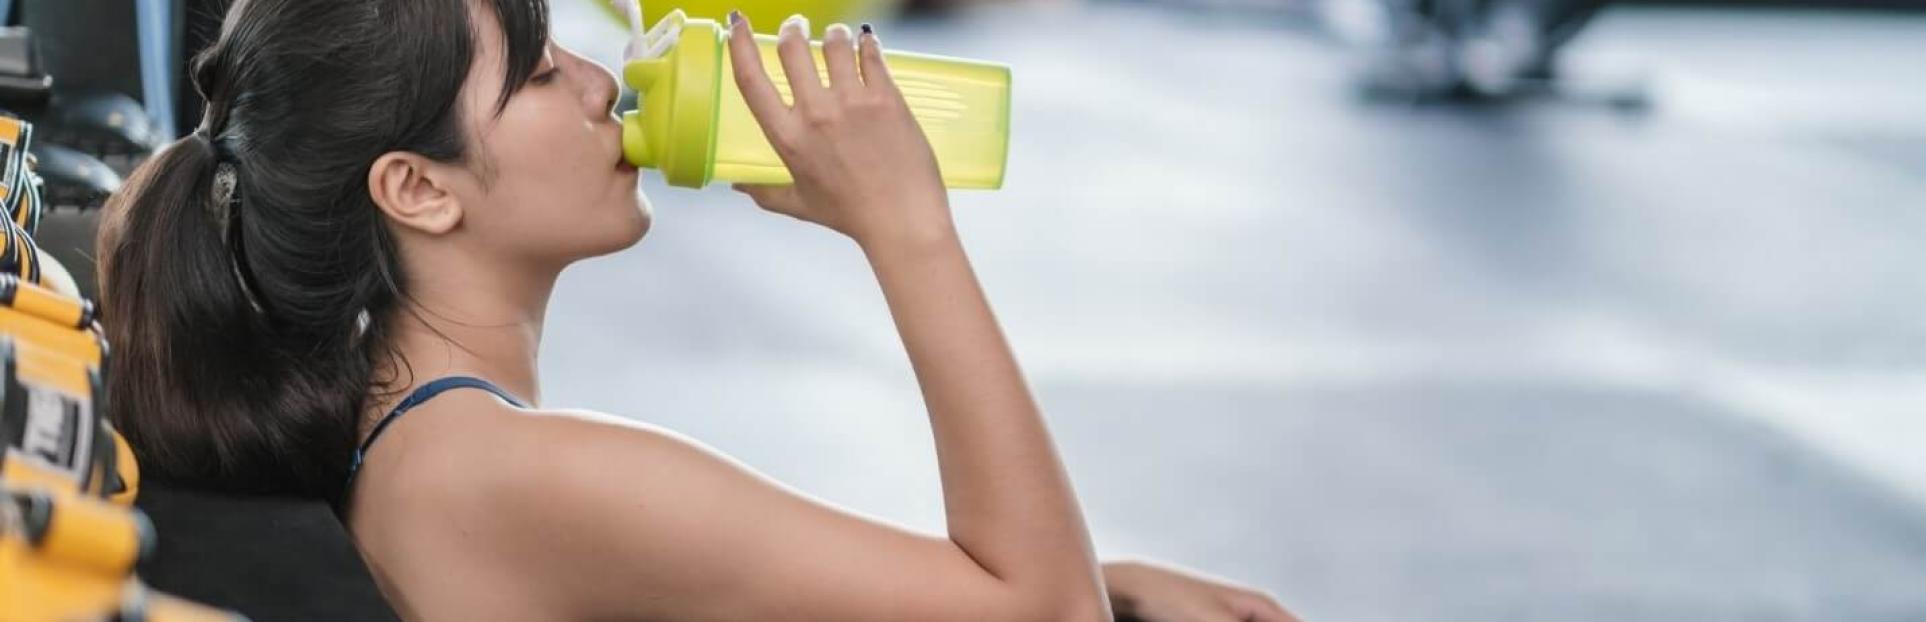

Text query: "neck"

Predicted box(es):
[378, 252, 558, 414]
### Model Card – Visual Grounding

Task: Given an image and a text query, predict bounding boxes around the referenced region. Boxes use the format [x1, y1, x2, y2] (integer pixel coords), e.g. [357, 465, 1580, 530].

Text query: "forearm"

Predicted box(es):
[862, 224, 1108, 614]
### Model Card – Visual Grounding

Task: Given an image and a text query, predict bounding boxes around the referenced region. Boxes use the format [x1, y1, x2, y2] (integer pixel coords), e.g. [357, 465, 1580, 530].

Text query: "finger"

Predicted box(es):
[1245, 606, 1295, 622]
[730, 182, 781, 208]
[775, 14, 829, 109]
[1234, 592, 1299, 622]
[820, 23, 859, 93]
[1206, 605, 1247, 622]
[730, 183, 804, 216]
[730, 182, 780, 202]
[725, 12, 792, 136]
[855, 23, 896, 92]
[1265, 600, 1301, 622]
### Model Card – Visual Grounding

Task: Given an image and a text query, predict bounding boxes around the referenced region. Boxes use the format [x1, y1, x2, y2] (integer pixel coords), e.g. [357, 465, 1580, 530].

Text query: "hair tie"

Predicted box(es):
[194, 128, 266, 316]
[210, 160, 238, 236]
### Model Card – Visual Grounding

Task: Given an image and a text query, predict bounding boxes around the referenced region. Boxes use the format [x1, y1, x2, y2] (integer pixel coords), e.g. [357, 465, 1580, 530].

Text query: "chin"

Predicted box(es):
[594, 199, 652, 256]
[621, 209, 652, 248]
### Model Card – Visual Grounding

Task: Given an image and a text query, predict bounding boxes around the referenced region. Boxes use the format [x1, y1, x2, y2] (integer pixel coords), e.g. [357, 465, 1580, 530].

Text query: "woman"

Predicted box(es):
[96, 0, 1295, 620]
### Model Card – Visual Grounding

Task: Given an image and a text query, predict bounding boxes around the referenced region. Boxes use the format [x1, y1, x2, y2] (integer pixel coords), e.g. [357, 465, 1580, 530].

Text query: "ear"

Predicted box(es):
[368, 151, 464, 236]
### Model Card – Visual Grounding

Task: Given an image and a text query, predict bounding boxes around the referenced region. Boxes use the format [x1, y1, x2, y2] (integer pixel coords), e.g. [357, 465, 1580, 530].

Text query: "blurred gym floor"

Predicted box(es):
[543, 3, 1926, 620]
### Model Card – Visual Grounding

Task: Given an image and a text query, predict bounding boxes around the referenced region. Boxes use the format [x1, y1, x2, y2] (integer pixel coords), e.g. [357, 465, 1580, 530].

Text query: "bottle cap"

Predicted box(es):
[621, 10, 723, 188]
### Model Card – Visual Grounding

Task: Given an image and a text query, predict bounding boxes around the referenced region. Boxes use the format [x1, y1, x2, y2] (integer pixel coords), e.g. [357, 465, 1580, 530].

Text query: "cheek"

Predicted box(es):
[492, 131, 646, 254]
[490, 97, 597, 189]
[475, 91, 647, 258]
[507, 115, 601, 189]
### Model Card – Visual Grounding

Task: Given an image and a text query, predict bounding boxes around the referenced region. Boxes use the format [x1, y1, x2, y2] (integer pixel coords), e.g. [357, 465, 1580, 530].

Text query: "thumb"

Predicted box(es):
[731, 183, 807, 218]
[729, 182, 777, 201]
[1231, 593, 1298, 622]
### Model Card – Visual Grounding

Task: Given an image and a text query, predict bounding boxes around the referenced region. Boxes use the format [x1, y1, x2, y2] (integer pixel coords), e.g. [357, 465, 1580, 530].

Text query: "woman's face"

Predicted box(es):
[446, 5, 649, 268]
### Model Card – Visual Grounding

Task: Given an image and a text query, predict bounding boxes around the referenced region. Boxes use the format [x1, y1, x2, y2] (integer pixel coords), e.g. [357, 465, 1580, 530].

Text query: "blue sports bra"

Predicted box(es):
[346, 376, 527, 487]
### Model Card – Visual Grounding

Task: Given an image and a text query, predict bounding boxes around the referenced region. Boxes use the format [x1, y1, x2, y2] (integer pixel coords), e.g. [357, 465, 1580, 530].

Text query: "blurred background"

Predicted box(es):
[545, 1, 1926, 620]
[4, 0, 1923, 619]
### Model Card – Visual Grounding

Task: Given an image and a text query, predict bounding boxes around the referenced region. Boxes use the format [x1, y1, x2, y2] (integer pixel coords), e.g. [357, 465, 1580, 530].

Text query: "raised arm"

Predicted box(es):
[723, 14, 1109, 615]
[445, 13, 1107, 622]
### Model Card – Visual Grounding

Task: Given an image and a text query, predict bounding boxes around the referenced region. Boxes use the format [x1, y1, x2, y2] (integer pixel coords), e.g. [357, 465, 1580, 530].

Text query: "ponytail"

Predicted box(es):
[97, 133, 363, 502]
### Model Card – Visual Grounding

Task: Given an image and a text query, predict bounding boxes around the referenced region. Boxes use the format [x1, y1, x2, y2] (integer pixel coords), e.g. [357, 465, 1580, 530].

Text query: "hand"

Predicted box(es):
[1103, 559, 1299, 622]
[725, 13, 954, 252]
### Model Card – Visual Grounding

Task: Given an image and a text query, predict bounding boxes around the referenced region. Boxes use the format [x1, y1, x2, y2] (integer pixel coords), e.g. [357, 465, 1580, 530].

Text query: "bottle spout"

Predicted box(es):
[610, 0, 646, 58]
[617, 4, 686, 63]
[622, 110, 653, 168]
[617, 10, 695, 174]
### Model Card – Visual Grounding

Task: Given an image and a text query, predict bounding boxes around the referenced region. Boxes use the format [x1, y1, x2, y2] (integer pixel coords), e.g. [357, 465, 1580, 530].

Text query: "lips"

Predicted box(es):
[615, 142, 636, 172]
[608, 125, 635, 172]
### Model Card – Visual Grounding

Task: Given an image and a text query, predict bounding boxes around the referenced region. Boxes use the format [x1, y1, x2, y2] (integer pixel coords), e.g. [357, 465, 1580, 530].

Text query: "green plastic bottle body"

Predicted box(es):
[712, 34, 1011, 189]
[620, 13, 1010, 190]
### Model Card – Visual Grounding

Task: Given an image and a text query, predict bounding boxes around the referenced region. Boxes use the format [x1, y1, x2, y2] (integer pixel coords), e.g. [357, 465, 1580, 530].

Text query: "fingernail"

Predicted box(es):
[784, 14, 808, 36]
[727, 10, 741, 26]
[860, 23, 873, 35]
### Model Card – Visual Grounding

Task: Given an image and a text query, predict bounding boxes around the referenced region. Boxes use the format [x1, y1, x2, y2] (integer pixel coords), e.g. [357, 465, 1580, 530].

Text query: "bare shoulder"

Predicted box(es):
[349, 395, 737, 616]
[357, 396, 1032, 621]
[444, 402, 762, 507]
[360, 392, 735, 517]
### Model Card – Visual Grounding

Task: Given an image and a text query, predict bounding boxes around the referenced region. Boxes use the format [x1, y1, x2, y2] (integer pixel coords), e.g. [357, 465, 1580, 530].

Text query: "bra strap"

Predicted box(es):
[347, 376, 526, 485]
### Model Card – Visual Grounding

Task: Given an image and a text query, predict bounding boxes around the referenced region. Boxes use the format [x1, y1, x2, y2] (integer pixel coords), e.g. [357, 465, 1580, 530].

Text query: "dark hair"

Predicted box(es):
[97, 0, 549, 504]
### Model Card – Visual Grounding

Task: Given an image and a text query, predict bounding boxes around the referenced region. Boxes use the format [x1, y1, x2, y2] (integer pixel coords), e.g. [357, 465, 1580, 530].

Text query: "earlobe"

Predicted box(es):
[368, 151, 464, 236]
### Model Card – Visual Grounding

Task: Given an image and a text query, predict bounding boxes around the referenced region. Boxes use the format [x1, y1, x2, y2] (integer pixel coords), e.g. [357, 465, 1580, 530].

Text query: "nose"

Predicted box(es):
[577, 51, 620, 118]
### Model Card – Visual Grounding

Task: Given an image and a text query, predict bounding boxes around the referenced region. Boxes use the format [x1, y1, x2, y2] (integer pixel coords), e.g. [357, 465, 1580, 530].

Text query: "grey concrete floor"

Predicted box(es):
[544, 4, 1926, 620]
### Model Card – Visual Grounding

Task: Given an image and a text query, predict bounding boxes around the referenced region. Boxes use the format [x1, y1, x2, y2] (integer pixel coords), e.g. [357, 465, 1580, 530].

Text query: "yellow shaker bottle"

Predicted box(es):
[618, 9, 1011, 189]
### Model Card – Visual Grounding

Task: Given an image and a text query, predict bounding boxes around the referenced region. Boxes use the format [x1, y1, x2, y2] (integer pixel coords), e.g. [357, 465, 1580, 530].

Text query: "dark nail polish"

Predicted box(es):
[728, 10, 742, 26]
[860, 23, 873, 35]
